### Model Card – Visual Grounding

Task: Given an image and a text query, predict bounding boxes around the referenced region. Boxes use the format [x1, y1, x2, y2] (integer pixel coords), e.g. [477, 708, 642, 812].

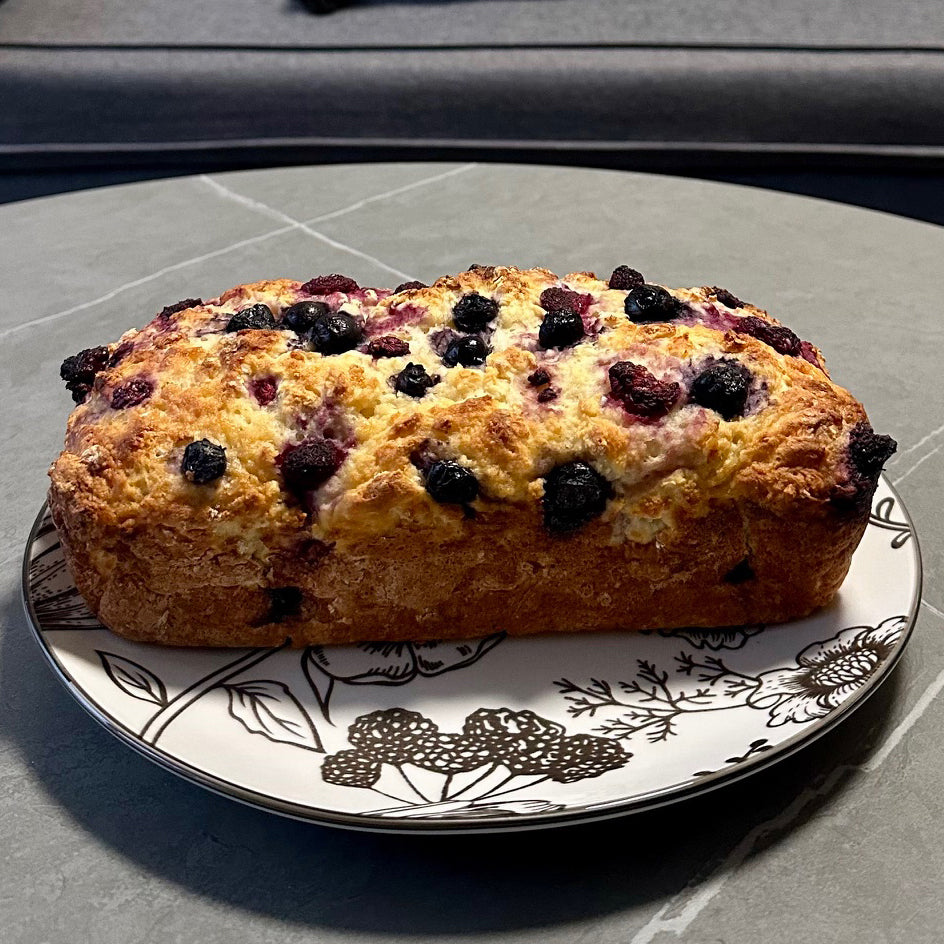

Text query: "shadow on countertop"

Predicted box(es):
[0, 588, 903, 935]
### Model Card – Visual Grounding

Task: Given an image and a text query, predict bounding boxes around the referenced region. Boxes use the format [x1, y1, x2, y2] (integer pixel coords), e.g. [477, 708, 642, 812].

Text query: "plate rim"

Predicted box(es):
[21, 476, 923, 834]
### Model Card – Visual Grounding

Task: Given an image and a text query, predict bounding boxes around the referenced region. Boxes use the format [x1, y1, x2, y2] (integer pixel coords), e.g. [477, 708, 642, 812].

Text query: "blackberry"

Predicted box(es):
[394, 280, 428, 293]
[60, 346, 109, 402]
[452, 293, 498, 332]
[539, 287, 592, 315]
[848, 422, 897, 479]
[108, 341, 134, 368]
[736, 316, 802, 357]
[608, 361, 680, 419]
[608, 266, 645, 290]
[158, 298, 202, 320]
[267, 586, 303, 622]
[394, 362, 439, 398]
[443, 335, 488, 367]
[281, 439, 344, 493]
[320, 750, 382, 789]
[181, 439, 227, 484]
[111, 378, 153, 409]
[425, 459, 479, 504]
[461, 708, 566, 776]
[366, 335, 410, 358]
[705, 286, 744, 309]
[528, 368, 551, 386]
[542, 461, 612, 533]
[310, 311, 362, 354]
[347, 708, 441, 764]
[225, 304, 277, 332]
[301, 274, 359, 295]
[282, 300, 329, 333]
[689, 361, 752, 420]
[538, 308, 584, 350]
[624, 284, 681, 323]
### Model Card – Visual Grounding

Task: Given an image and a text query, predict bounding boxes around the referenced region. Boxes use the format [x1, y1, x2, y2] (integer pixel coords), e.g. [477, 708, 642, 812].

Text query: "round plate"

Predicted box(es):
[22, 477, 921, 833]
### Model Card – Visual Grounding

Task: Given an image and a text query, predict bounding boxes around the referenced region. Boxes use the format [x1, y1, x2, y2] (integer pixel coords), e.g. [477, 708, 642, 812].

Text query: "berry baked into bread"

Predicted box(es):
[49, 265, 895, 647]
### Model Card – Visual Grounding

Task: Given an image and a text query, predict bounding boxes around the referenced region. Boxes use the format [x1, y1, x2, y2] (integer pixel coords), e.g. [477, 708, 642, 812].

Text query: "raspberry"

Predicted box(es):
[539, 287, 592, 315]
[735, 316, 802, 357]
[181, 439, 227, 484]
[301, 274, 359, 295]
[226, 304, 277, 332]
[310, 311, 362, 354]
[443, 335, 488, 367]
[452, 293, 498, 332]
[249, 376, 278, 406]
[267, 586, 303, 622]
[527, 368, 551, 387]
[321, 750, 382, 788]
[111, 378, 153, 409]
[624, 285, 681, 323]
[394, 362, 439, 398]
[542, 461, 612, 533]
[705, 286, 744, 309]
[280, 438, 344, 494]
[158, 298, 201, 320]
[394, 280, 428, 293]
[282, 300, 329, 333]
[689, 361, 752, 420]
[425, 459, 479, 504]
[60, 346, 110, 402]
[366, 335, 410, 358]
[608, 266, 645, 290]
[539, 308, 584, 350]
[608, 361, 680, 418]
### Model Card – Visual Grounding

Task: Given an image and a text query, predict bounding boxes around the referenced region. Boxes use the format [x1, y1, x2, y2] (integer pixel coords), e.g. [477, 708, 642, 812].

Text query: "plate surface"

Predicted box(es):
[23, 478, 920, 833]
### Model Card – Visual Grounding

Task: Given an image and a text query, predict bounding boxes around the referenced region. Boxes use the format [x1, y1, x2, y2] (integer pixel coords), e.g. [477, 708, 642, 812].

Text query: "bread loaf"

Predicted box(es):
[49, 265, 895, 646]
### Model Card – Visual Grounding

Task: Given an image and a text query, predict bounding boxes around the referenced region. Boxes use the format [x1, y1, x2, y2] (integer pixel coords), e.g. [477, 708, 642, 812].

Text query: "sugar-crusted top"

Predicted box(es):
[51, 265, 870, 560]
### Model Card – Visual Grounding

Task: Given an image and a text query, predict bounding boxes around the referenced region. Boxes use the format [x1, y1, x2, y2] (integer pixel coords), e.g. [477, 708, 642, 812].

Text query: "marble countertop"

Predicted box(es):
[1, 163, 942, 943]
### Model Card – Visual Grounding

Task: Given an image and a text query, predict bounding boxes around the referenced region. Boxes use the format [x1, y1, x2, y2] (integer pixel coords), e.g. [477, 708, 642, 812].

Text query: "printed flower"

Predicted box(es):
[305, 633, 505, 686]
[748, 616, 906, 726]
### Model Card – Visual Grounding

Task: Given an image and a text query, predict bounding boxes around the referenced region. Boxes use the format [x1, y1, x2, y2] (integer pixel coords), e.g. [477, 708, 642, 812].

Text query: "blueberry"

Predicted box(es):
[539, 308, 584, 350]
[226, 304, 277, 332]
[624, 284, 681, 323]
[282, 300, 329, 333]
[366, 335, 410, 358]
[394, 362, 439, 398]
[609, 362, 680, 418]
[453, 293, 498, 332]
[543, 461, 612, 533]
[394, 280, 428, 293]
[267, 587, 303, 622]
[181, 439, 227, 484]
[425, 459, 479, 504]
[848, 422, 897, 478]
[443, 335, 488, 367]
[60, 346, 109, 402]
[310, 311, 362, 354]
[281, 439, 344, 494]
[608, 266, 645, 290]
[736, 316, 802, 357]
[689, 361, 752, 420]
[111, 378, 153, 409]
[301, 274, 359, 295]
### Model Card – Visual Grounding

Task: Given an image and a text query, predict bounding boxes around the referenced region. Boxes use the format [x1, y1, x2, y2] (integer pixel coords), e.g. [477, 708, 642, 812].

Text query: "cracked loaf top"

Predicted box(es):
[50, 264, 895, 560]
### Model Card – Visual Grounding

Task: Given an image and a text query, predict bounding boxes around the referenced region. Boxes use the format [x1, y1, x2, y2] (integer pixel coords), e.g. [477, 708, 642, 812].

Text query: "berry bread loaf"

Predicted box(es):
[49, 265, 895, 647]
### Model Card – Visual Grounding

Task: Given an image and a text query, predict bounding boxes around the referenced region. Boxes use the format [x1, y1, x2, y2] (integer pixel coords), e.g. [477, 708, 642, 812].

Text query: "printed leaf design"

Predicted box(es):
[869, 496, 912, 548]
[224, 680, 324, 752]
[97, 651, 168, 706]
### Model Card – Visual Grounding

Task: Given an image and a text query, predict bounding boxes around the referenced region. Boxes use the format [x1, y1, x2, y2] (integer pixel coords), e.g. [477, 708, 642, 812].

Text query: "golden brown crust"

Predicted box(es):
[48, 267, 879, 646]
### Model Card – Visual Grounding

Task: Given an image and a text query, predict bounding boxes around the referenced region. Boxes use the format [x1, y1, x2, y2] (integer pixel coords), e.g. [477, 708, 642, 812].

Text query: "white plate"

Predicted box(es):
[22, 477, 920, 833]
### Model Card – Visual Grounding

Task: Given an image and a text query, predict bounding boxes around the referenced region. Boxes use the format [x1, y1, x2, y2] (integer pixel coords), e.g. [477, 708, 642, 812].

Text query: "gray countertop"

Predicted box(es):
[1, 163, 942, 943]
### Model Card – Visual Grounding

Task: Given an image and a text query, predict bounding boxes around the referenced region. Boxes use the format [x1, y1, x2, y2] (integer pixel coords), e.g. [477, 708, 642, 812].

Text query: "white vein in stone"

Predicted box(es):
[888, 419, 944, 469]
[893, 442, 943, 487]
